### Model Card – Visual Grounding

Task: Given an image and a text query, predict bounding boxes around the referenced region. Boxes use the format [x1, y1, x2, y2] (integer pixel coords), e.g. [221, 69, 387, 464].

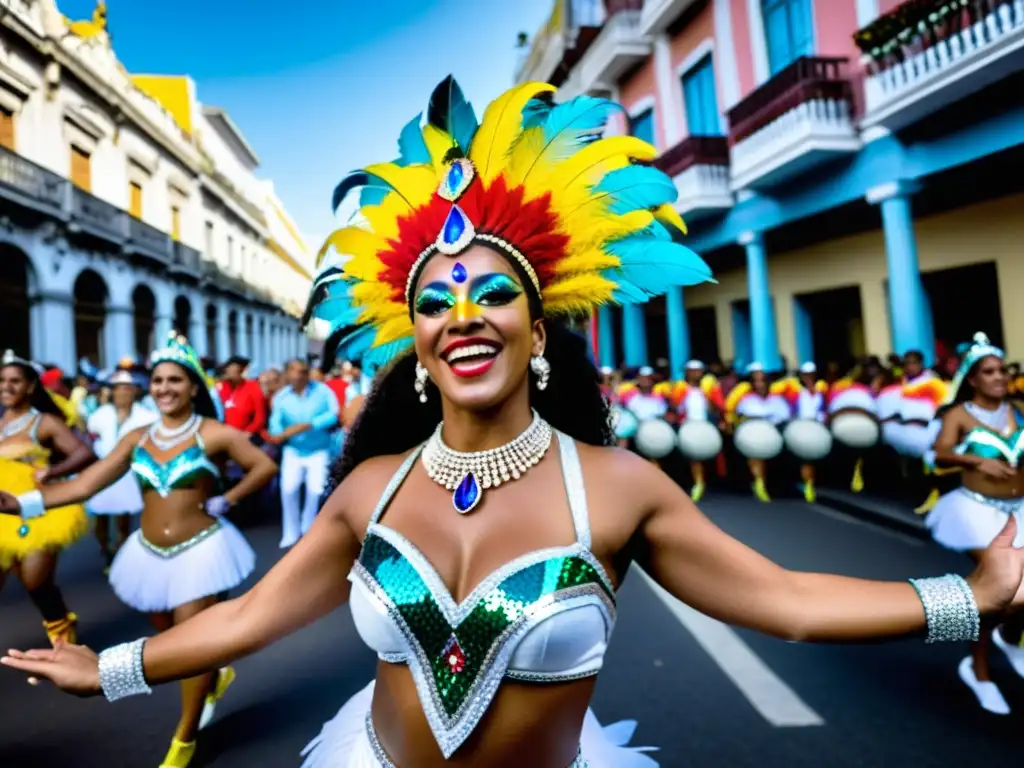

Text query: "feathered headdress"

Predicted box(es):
[945, 332, 1004, 405]
[2, 350, 45, 377]
[304, 76, 713, 368]
[149, 332, 218, 419]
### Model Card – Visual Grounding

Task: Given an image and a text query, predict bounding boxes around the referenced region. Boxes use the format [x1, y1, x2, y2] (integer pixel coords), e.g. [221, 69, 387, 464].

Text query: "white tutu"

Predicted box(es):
[87, 472, 145, 516]
[926, 488, 1024, 551]
[108, 519, 255, 612]
[301, 680, 659, 768]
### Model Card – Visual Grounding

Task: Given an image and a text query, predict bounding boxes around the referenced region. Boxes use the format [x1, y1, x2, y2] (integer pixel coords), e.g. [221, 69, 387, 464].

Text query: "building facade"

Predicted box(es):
[0, 0, 313, 374]
[517, 0, 1024, 376]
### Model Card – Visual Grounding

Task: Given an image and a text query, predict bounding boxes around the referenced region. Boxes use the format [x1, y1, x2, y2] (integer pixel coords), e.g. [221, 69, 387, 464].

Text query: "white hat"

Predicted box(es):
[107, 370, 136, 386]
[745, 362, 764, 374]
[638, 365, 654, 376]
[799, 362, 817, 374]
[685, 359, 704, 370]
[599, 366, 613, 375]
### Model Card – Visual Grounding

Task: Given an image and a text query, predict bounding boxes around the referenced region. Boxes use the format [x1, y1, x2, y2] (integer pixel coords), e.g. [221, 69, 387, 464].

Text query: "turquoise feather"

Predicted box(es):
[427, 76, 478, 156]
[540, 96, 619, 144]
[521, 95, 554, 130]
[591, 166, 677, 215]
[396, 113, 431, 166]
[604, 238, 713, 296]
[362, 337, 414, 370]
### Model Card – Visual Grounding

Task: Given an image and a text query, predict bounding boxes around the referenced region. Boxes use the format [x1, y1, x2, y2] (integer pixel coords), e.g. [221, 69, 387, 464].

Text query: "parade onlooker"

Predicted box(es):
[267, 358, 338, 548]
[216, 357, 266, 438]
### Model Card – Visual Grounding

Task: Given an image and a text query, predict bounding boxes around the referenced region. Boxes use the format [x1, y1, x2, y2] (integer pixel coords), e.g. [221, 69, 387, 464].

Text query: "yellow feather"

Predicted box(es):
[318, 227, 383, 267]
[422, 124, 455, 171]
[373, 314, 414, 346]
[469, 82, 555, 183]
[542, 273, 616, 314]
[350, 281, 393, 306]
[361, 194, 409, 241]
[654, 203, 687, 235]
[553, 247, 619, 276]
[526, 136, 656, 203]
[363, 163, 438, 209]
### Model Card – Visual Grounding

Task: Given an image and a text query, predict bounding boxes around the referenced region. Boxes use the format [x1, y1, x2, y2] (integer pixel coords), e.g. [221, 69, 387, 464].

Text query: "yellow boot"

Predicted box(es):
[752, 477, 771, 503]
[690, 481, 706, 503]
[850, 458, 865, 493]
[803, 480, 816, 503]
[914, 488, 940, 515]
[43, 613, 78, 647]
[199, 666, 236, 730]
[160, 738, 196, 768]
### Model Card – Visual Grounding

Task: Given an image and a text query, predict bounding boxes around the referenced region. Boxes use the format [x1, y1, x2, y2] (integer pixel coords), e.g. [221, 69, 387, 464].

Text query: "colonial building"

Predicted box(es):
[0, 0, 313, 373]
[518, 0, 1024, 376]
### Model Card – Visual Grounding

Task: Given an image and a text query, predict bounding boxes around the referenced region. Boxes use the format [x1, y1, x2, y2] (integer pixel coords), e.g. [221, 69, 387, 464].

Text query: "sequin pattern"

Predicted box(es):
[131, 444, 220, 498]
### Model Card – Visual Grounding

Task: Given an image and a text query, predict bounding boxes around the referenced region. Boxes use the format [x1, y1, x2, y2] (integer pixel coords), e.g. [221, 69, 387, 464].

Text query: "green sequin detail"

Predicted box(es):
[359, 533, 612, 717]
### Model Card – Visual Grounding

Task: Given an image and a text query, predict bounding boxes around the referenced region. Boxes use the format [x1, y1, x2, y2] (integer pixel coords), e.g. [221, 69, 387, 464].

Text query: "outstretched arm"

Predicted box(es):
[1, 458, 379, 694]
[629, 453, 1019, 642]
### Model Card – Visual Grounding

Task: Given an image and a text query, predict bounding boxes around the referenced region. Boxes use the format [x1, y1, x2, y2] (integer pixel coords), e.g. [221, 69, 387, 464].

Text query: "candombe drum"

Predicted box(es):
[828, 386, 880, 450]
[610, 405, 639, 441]
[783, 419, 833, 462]
[634, 418, 677, 459]
[733, 419, 784, 461]
[677, 420, 723, 462]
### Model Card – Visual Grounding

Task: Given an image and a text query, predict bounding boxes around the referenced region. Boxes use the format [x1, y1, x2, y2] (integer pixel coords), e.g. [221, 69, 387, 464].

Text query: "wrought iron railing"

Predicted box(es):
[0, 145, 66, 211]
[727, 57, 853, 145]
[70, 187, 127, 242]
[653, 136, 730, 177]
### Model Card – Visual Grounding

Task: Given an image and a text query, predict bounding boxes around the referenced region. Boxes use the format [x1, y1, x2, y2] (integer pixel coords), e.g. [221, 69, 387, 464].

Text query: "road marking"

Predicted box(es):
[808, 503, 926, 547]
[636, 567, 825, 728]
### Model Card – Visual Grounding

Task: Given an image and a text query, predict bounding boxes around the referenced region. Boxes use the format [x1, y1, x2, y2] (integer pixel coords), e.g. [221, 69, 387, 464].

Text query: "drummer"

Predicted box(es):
[892, 351, 949, 512]
[792, 363, 828, 503]
[673, 360, 726, 501]
[622, 366, 670, 422]
[725, 363, 790, 502]
[827, 361, 883, 493]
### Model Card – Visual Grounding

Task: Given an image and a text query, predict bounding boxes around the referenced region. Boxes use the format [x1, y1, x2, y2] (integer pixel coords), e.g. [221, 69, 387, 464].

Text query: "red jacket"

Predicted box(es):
[217, 379, 267, 435]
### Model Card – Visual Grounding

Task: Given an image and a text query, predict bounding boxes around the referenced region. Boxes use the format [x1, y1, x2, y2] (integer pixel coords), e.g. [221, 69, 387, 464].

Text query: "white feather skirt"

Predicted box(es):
[87, 472, 146, 516]
[108, 519, 255, 612]
[926, 488, 1024, 551]
[300, 680, 659, 767]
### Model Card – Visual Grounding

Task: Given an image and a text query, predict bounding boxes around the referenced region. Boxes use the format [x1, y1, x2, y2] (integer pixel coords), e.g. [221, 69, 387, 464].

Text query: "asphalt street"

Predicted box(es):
[0, 494, 1019, 768]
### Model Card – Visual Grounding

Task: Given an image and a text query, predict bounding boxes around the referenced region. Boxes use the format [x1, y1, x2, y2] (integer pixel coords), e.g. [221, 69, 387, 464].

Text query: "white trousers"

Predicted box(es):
[280, 448, 329, 547]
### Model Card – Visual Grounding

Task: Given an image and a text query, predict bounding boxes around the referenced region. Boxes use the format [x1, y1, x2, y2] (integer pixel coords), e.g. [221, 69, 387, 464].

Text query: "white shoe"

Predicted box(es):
[958, 656, 1010, 715]
[992, 628, 1024, 678]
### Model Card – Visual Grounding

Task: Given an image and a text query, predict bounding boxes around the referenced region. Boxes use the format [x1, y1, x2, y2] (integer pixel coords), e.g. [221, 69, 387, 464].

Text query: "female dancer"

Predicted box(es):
[3, 79, 1024, 768]
[925, 332, 1024, 714]
[725, 364, 789, 502]
[3, 335, 276, 767]
[0, 350, 95, 645]
[86, 368, 156, 569]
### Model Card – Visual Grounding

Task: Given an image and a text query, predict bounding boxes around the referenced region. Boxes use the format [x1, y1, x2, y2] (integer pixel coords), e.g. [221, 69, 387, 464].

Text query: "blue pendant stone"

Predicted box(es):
[453, 472, 481, 513]
[442, 206, 467, 245]
[17, 524, 29, 538]
[446, 162, 464, 195]
[451, 262, 467, 283]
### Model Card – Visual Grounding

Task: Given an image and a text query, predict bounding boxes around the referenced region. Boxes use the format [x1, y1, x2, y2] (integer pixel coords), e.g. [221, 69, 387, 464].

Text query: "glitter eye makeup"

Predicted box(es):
[470, 274, 523, 307]
[414, 284, 456, 316]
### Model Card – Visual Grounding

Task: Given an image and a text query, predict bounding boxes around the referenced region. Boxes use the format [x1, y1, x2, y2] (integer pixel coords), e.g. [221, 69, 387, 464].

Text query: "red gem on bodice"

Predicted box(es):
[441, 634, 467, 674]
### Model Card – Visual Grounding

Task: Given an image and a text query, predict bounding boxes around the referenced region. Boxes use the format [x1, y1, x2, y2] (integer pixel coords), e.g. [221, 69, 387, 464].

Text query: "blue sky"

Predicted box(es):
[61, 0, 553, 251]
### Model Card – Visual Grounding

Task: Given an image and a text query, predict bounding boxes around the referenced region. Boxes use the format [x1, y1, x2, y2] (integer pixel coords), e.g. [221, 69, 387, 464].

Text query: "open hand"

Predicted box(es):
[969, 516, 1024, 614]
[976, 459, 1016, 481]
[1, 641, 102, 697]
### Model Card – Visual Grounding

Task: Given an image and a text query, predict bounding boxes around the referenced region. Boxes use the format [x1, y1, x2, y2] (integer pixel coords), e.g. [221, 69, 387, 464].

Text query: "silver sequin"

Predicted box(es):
[98, 638, 152, 702]
[138, 521, 222, 558]
[909, 574, 981, 643]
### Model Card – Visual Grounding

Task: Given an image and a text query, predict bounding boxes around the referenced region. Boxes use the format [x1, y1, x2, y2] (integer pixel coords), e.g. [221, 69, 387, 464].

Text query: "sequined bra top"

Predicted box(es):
[131, 430, 220, 498]
[0, 414, 49, 469]
[347, 431, 616, 758]
[956, 424, 1024, 468]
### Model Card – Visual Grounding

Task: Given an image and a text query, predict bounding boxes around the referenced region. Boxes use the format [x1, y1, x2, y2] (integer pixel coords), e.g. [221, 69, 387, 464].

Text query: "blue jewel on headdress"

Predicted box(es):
[453, 472, 481, 514]
[438, 158, 474, 202]
[436, 204, 475, 255]
[451, 262, 467, 283]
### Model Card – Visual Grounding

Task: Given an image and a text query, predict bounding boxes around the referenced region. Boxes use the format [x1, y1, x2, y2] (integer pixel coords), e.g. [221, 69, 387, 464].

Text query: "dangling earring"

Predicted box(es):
[530, 354, 550, 391]
[414, 361, 430, 403]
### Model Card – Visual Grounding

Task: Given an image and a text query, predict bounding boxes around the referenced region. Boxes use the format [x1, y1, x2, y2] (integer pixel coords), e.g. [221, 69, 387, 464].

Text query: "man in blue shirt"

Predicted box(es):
[268, 358, 339, 547]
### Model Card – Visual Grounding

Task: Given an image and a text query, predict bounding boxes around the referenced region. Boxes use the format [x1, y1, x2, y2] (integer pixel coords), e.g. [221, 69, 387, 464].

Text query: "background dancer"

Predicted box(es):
[85, 368, 156, 571]
[0, 351, 95, 645]
[672, 360, 726, 501]
[0, 335, 275, 768]
[926, 333, 1024, 714]
[725, 364, 789, 502]
[268, 358, 339, 548]
[790, 363, 829, 503]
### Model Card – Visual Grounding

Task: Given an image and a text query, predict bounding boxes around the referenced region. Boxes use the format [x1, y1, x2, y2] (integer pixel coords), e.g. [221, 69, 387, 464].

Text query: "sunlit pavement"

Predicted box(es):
[1, 494, 1018, 767]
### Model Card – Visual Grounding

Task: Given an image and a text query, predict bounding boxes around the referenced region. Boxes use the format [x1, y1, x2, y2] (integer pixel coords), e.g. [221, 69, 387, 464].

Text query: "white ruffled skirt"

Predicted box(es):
[300, 681, 659, 767]
[108, 519, 255, 612]
[87, 472, 146, 516]
[926, 488, 1024, 551]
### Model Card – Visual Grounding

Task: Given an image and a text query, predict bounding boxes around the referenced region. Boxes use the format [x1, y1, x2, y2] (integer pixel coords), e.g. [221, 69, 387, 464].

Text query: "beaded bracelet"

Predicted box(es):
[909, 574, 980, 644]
[98, 639, 153, 702]
[16, 490, 45, 521]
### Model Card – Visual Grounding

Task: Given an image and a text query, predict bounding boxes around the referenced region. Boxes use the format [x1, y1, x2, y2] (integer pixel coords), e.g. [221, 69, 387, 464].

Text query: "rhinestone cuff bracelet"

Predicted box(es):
[98, 639, 153, 702]
[909, 574, 981, 644]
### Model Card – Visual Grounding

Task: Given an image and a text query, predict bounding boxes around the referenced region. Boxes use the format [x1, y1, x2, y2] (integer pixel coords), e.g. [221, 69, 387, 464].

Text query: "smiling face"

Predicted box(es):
[968, 355, 1008, 400]
[0, 364, 33, 410]
[412, 244, 544, 412]
[149, 362, 199, 417]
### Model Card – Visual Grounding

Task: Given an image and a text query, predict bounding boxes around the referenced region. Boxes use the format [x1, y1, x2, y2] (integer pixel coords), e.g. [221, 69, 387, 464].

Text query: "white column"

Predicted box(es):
[215, 300, 231, 364]
[104, 303, 135, 368]
[746, 0, 770, 86]
[189, 294, 208, 358]
[653, 34, 683, 146]
[153, 312, 173, 354]
[714, 0, 742, 112]
[237, 308, 251, 359]
[32, 290, 76, 371]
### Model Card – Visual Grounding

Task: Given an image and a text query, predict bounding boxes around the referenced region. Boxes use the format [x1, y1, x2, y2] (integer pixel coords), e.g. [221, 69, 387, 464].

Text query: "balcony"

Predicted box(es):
[515, 1, 604, 86]
[857, 0, 1024, 131]
[0, 145, 67, 216]
[727, 57, 859, 191]
[69, 187, 128, 245]
[639, 0, 702, 35]
[126, 216, 172, 265]
[653, 136, 733, 219]
[576, 6, 652, 94]
[170, 241, 203, 279]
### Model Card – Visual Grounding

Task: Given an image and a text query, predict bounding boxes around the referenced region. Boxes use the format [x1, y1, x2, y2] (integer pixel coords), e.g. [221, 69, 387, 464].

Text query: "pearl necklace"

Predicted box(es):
[148, 413, 200, 451]
[1, 408, 38, 440]
[421, 411, 553, 514]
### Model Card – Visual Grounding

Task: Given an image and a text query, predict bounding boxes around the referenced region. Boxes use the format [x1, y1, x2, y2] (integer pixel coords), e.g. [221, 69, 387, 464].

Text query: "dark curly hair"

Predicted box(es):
[324, 319, 612, 496]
